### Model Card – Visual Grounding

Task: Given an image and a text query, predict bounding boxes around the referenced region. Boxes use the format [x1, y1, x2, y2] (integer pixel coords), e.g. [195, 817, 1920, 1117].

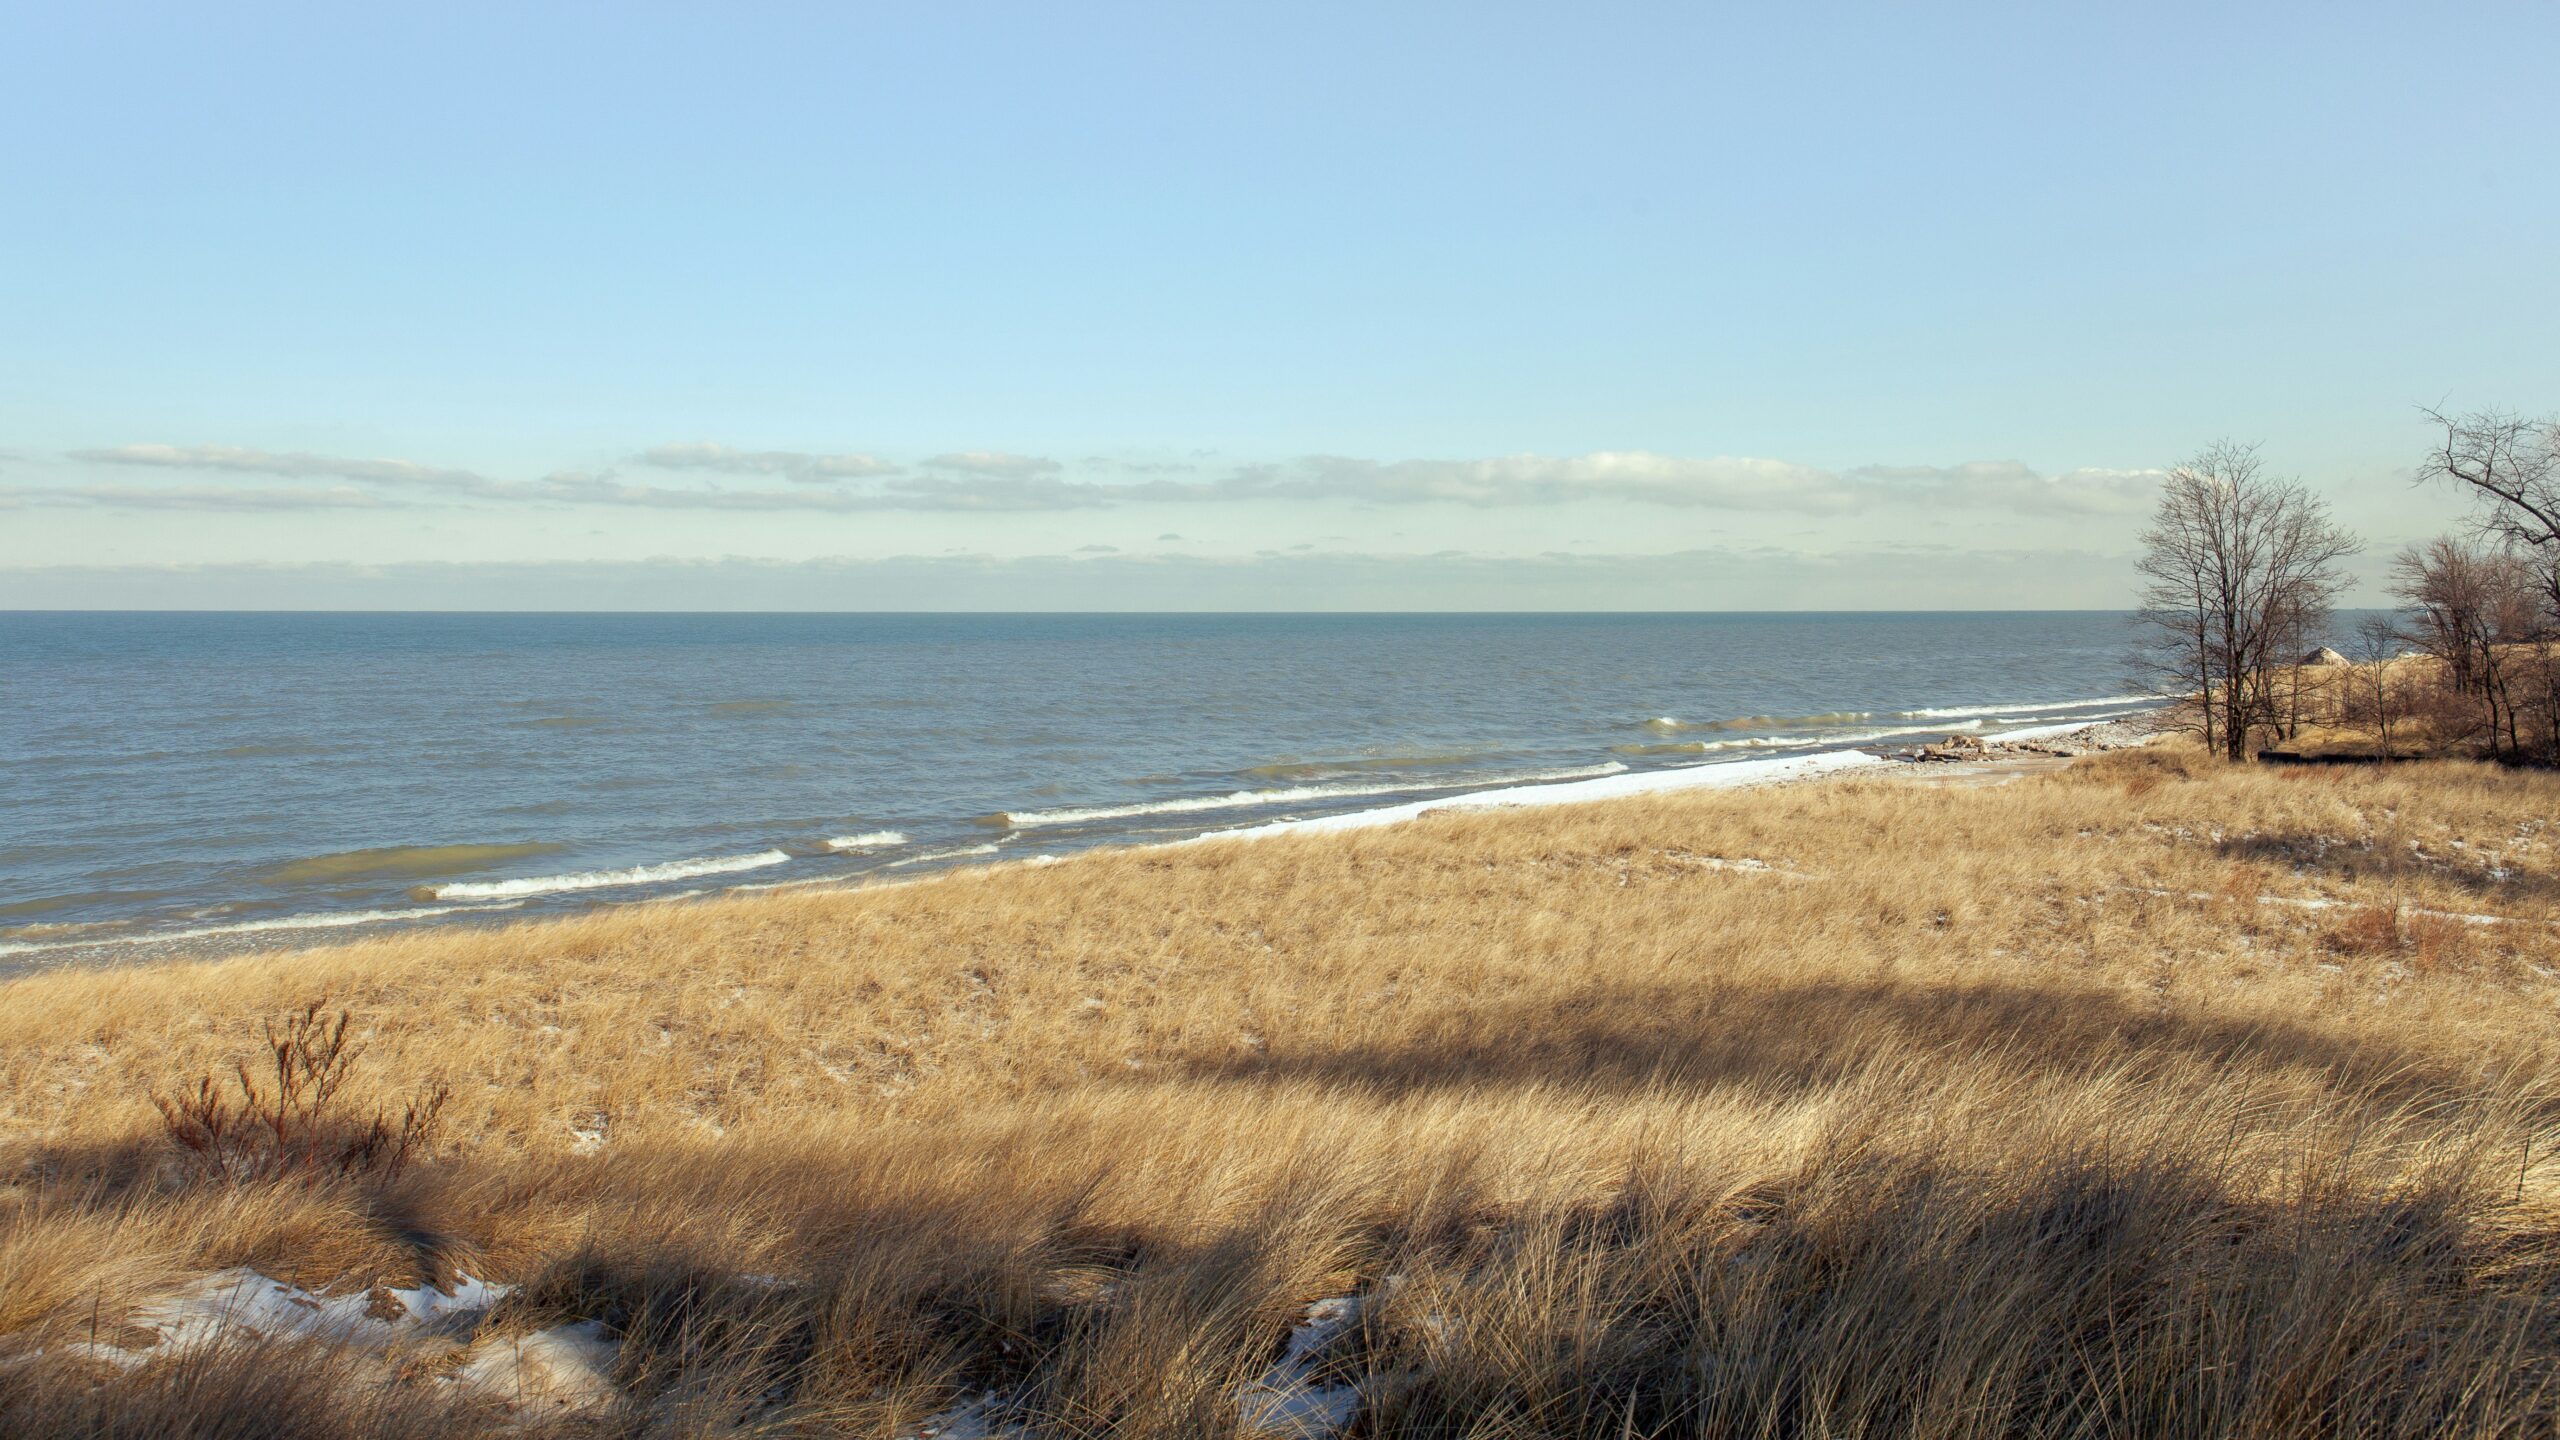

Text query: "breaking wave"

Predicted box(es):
[1242, 751, 1504, 782]
[1647, 711, 1876, 733]
[1893, 694, 2152, 720]
[997, 763, 1628, 829]
[887, 842, 1004, 868]
[824, 831, 907, 851]
[1616, 735, 1825, 757]
[0, 900, 529, 958]
[424, 850, 791, 900]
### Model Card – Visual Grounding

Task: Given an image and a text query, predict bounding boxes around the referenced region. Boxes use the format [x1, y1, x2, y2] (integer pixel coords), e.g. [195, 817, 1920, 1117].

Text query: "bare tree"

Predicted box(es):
[2135, 441, 2362, 761]
[2391, 537, 2550, 761]
[2421, 408, 2560, 565]
[2346, 613, 2408, 759]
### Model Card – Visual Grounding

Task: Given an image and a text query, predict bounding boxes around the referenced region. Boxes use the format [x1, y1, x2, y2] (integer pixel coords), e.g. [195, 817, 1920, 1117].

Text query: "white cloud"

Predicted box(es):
[68, 443, 512, 495]
[638, 442, 898, 483]
[43, 440, 2164, 517]
[1163, 454, 2164, 514]
[0, 482, 406, 511]
[921, 450, 1064, 479]
[542, 472, 1113, 513]
[0, 545, 2146, 610]
[1179, 452, 1856, 512]
[1839, 461, 2164, 516]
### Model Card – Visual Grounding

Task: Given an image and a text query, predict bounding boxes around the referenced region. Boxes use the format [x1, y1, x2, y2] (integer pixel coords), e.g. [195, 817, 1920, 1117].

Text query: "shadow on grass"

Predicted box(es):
[1160, 976, 2493, 1116]
[2216, 830, 2560, 908]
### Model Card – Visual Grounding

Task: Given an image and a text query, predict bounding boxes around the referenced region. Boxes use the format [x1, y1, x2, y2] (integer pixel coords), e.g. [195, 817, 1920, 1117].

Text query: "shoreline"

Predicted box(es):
[0, 712, 2169, 980]
[6, 720, 2552, 1434]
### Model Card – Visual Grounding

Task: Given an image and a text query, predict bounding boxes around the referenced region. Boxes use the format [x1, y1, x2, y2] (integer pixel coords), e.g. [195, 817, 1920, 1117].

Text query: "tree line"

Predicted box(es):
[2135, 406, 2560, 764]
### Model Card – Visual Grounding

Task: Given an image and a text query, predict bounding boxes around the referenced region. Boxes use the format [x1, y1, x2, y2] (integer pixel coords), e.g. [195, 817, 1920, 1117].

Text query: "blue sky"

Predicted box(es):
[3, 2, 2553, 608]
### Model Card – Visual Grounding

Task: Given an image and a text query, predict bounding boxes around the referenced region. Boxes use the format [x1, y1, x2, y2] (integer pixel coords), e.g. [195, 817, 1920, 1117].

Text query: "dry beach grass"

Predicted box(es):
[4, 743, 2560, 1436]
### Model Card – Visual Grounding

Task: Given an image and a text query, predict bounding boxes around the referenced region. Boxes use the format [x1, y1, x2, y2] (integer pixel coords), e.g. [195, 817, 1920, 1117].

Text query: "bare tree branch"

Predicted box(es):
[2134, 442, 2359, 761]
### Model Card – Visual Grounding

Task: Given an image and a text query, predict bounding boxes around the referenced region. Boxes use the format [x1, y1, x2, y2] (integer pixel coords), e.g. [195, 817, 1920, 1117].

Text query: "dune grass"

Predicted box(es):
[3, 744, 2559, 1436]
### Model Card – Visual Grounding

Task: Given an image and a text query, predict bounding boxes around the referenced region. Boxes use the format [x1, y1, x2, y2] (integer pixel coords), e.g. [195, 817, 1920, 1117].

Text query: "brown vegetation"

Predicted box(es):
[3, 748, 2559, 1436]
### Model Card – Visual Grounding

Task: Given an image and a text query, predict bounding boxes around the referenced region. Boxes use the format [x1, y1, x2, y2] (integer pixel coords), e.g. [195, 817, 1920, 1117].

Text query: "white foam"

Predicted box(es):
[1004, 763, 1628, 828]
[825, 830, 908, 851]
[428, 849, 791, 900]
[0, 901, 529, 957]
[1203, 749, 1884, 843]
[1896, 694, 2152, 720]
[888, 842, 1004, 868]
[727, 873, 863, 894]
[1657, 723, 1957, 755]
[1652, 734, 1825, 753]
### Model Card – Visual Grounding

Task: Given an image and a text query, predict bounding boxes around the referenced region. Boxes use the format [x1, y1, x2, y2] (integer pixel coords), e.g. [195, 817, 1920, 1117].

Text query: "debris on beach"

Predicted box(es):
[1886, 715, 2167, 764]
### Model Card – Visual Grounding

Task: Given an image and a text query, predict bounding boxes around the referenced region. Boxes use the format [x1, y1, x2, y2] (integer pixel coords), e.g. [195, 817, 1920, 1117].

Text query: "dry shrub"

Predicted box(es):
[2325, 903, 2402, 957]
[2216, 865, 2267, 913]
[2080, 745, 2195, 797]
[2408, 913, 2478, 975]
[151, 1001, 448, 1187]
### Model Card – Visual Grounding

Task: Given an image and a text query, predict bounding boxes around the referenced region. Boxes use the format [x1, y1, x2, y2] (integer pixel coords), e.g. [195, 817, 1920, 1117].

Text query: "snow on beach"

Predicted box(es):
[998, 762, 1628, 828]
[1202, 749, 1888, 843]
[1197, 710, 2167, 847]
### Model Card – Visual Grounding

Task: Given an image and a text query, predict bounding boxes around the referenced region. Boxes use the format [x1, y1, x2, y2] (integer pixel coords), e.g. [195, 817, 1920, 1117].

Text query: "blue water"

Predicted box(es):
[0, 612, 2151, 964]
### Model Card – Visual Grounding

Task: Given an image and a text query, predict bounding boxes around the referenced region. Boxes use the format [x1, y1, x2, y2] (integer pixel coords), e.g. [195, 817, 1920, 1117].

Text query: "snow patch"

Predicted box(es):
[1238, 1295, 1366, 1438]
[457, 1318, 621, 1411]
[54, 1267, 622, 1416]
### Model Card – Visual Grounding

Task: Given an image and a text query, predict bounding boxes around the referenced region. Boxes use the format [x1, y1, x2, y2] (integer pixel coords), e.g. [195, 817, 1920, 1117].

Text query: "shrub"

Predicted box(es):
[150, 1000, 448, 1186]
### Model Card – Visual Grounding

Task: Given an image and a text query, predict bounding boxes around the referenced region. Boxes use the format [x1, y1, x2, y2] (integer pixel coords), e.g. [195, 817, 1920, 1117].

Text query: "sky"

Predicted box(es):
[2, 1, 2553, 610]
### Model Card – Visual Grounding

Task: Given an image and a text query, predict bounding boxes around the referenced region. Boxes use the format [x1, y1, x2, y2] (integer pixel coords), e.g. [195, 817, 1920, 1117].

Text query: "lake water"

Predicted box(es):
[0, 612, 2153, 964]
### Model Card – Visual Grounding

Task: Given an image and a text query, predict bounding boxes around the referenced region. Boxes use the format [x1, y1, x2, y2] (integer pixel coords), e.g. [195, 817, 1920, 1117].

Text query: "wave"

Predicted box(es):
[1649, 711, 1875, 733]
[1242, 751, 1504, 782]
[997, 763, 1629, 829]
[264, 842, 565, 886]
[1645, 695, 2152, 734]
[1893, 694, 2153, 720]
[824, 831, 907, 851]
[0, 901, 528, 958]
[1616, 719, 2006, 757]
[726, 874, 862, 894]
[887, 842, 1004, 868]
[0, 889, 174, 921]
[423, 849, 791, 900]
[1616, 735, 1825, 756]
